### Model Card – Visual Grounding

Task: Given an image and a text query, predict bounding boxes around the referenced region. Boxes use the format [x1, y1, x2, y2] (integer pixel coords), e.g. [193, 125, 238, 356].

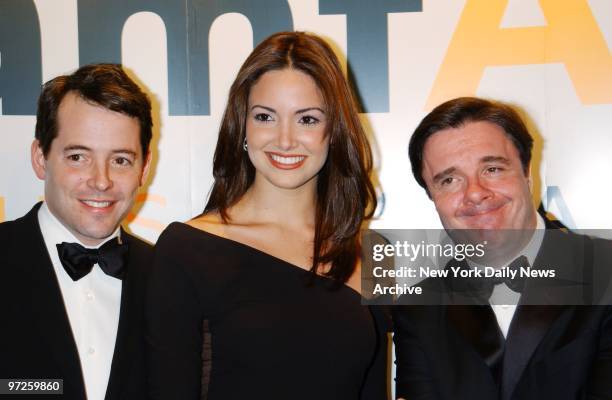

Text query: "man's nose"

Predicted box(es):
[464, 177, 493, 204]
[87, 162, 113, 191]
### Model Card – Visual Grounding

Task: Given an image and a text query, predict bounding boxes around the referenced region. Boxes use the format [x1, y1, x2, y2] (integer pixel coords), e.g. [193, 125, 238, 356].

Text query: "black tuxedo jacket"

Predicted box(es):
[393, 228, 612, 400]
[0, 203, 152, 400]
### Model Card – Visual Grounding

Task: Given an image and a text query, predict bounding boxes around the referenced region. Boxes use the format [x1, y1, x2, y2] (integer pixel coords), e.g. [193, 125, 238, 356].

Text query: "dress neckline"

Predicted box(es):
[174, 221, 363, 298]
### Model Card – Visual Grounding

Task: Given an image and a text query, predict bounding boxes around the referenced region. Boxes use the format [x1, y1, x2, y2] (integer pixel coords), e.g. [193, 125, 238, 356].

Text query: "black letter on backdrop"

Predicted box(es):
[0, 0, 42, 115]
[319, 0, 422, 113]
[78, 0, 293, 116]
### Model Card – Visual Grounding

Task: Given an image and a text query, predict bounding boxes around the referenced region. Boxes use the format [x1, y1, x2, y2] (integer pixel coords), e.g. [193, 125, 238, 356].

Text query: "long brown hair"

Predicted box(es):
[205, 31, 376, 283]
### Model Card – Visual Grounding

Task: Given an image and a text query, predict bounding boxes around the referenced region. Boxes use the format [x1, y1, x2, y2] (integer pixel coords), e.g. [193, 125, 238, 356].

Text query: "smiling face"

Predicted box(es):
[245, 68, 329, 192]
[421, 120, 536, 231]
[31, 92, 151, 246]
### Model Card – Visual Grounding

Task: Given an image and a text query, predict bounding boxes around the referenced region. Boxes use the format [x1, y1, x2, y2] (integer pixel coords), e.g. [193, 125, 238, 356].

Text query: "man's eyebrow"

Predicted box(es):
[480, 155, 511, 164]
[250, 105, 275, 113]
[432, 167, 456, 184]
[112, 149, 138, 157]
[63, 145, 91, 152]
[63, 146, 137, 157]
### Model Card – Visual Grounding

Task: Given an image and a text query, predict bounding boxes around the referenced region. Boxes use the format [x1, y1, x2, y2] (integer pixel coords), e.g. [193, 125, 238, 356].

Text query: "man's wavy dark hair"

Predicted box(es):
[409, 97, 533, 196]
[35, 63, 152, 157]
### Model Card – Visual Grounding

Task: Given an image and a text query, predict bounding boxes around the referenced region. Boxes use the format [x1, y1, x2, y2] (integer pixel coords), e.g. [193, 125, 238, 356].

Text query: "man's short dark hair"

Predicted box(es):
[35, 63, 153, 157]
[408, 97, 534, 194]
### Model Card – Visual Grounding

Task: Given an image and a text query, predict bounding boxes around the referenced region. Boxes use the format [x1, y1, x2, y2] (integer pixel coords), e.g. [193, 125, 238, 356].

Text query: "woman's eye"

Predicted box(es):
[299, 115, 320, 126]
[254, 113, 273, 122]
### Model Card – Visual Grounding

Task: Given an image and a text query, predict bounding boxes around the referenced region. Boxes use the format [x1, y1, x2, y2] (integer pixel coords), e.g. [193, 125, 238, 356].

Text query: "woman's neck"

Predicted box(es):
[230, 176, 317, 229]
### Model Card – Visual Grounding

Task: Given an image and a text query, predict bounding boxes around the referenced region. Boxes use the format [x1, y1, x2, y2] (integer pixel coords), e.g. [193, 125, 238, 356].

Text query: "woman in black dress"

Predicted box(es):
[146, 31, 387, 399]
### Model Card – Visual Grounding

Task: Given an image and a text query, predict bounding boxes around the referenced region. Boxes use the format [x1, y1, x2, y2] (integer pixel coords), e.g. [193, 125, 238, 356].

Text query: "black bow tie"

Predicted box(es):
[455, 256, 529, 301]
[487, 255, 529, 294]
[56, 237, 128, 281]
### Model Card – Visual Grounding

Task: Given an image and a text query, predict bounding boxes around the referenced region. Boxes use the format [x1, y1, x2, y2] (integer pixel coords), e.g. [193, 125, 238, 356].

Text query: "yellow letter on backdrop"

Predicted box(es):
[427, 0, 612, 109]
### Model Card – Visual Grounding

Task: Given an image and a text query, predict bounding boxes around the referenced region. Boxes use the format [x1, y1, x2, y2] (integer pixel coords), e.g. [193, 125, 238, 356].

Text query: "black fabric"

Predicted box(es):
[501, 305, 564, 400]
[393, 228, 612, 400]
[450, 256, 529, 302]
[146, 222, 390, 400]
[447, 305, 505, 386]
[494, 256, 528, 294]
[0, 203, 152, 400]
[57, 237, 128, 281]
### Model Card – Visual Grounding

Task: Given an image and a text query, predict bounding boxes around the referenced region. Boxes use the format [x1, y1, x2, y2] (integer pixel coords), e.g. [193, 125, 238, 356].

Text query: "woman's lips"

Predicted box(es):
[266, 152, 307, 170]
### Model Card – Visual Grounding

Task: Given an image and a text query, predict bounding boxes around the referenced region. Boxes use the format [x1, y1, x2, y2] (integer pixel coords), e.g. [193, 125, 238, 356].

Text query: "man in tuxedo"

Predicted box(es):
[393, 97, 612, 400]
[0, 64, 153, 399]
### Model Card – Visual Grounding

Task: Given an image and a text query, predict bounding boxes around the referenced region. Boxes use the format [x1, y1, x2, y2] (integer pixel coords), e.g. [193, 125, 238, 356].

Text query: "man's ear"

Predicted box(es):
[31, 140, 47, 180]
[139, 150, 152, 186]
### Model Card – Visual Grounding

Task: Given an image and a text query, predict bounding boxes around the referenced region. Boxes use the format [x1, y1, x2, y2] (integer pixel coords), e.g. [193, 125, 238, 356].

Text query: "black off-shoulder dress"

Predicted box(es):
[146, 222, 389, 400]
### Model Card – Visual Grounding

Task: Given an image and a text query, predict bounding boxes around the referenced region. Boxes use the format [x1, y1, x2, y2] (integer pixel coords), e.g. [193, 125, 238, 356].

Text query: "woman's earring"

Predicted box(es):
[243, 138, 248, 151]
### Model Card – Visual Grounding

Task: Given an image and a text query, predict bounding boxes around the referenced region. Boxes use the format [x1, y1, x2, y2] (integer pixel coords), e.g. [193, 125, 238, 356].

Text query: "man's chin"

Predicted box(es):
[445, 219, 515, 248]
[72, 217, 123, 245]
[447, 226, 532, 266]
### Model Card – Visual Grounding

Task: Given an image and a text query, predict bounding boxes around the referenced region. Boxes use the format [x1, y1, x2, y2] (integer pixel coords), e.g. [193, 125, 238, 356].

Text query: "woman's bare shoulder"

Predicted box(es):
[187, 211, 227, 237]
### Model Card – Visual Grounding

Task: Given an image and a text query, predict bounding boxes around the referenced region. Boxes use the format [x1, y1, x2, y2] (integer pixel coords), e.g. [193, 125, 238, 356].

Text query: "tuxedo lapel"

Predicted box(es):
[501, 305, 564, 400]
[105, 231, 148, 400]
[442, 259, 505, 386]
[105, 231, 133, 399]
[19, 204, 87, 398]
[447, 305, 505, 385]
[501, 230, 580, 400]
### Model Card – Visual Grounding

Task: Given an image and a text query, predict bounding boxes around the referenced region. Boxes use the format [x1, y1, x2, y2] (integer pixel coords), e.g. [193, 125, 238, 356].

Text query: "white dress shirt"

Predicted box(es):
[38, 202, 122, 400]
[487, 215, 545, 337]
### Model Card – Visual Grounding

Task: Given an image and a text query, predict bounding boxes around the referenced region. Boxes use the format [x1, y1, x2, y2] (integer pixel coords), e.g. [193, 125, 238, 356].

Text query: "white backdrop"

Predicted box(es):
[2, 1, 611, 396]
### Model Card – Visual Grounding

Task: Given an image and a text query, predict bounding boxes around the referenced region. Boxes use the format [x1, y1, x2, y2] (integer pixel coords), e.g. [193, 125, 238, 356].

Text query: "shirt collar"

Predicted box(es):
[466, 213, 545, 269]
[38, 202, 120, 249]
[525, 213, 546, 266]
